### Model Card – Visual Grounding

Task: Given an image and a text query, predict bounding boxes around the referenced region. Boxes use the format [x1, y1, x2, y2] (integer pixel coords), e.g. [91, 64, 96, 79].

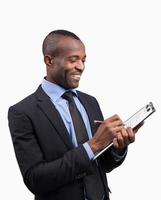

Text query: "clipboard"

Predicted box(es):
[93, 102, 156, 160]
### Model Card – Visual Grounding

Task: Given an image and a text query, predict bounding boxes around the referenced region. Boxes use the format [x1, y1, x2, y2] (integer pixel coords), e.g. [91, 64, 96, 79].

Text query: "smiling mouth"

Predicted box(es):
[71, 74, 81, 80]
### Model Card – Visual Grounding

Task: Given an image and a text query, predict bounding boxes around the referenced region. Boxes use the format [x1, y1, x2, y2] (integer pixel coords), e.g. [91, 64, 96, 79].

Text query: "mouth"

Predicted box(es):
[70, 74, 81, 81]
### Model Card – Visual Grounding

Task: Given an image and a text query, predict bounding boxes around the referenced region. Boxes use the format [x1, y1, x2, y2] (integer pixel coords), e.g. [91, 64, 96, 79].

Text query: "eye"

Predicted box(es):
[70, 59, 77, 63]
[69, 57, 77, 63]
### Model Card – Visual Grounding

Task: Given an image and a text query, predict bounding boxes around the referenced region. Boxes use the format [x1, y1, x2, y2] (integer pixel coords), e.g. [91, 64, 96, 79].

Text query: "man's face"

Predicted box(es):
[47, 37, 86, 89]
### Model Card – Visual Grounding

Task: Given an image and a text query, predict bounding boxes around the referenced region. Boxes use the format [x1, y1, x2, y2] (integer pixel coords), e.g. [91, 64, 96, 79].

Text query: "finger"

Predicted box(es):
[106, 114, 123, 123]
[112, 125, 125, 134]
[103, 119, 123, 128]
[111, 119, 124, 127]
[112, 137, 119, 149]
[115, 132, 125, 149]
[120, 128, 129, 145]
[127, 127, 135, 143]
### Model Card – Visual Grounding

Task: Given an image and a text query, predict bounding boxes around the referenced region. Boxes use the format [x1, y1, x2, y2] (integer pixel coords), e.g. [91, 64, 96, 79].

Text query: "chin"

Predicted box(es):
[63, 80, 79, 89]
[72, 83, 79, 89]
[68, 81, 79, 89]
[62, 84, 78, 90]
[69, 85, 78, 89]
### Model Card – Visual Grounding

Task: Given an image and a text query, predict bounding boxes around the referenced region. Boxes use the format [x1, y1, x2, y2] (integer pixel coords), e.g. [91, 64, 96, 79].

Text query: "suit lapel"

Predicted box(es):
[35, 86, 73, 149]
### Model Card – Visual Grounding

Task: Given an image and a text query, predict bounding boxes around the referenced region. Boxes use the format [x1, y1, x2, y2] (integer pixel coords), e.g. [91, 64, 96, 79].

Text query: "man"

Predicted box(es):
[8, 30, 142, 200]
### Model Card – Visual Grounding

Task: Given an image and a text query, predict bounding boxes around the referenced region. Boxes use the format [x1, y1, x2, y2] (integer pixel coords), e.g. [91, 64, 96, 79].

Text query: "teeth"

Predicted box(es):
[71, 74, 81, 80]
[72, 75, 81, 78]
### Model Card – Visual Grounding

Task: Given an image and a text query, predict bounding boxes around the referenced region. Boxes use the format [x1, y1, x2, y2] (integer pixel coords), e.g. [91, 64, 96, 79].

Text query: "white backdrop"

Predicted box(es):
[1, 0, 161, 199]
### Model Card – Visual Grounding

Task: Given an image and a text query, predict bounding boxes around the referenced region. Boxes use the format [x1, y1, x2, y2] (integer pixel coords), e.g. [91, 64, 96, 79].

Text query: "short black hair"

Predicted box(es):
[42, 29, 80, 56]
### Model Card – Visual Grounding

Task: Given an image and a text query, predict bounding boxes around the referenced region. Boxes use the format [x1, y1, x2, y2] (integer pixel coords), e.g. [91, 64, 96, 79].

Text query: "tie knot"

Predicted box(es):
[62, 91, 74, 102]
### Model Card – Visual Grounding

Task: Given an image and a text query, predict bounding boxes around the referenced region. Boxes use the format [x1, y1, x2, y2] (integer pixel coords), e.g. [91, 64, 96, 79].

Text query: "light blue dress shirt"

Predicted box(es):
[41, 78, 94, 159]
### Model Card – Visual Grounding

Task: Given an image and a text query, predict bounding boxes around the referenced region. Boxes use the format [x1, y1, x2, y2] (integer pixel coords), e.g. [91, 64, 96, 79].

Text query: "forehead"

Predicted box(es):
[56, 37, 86, 57]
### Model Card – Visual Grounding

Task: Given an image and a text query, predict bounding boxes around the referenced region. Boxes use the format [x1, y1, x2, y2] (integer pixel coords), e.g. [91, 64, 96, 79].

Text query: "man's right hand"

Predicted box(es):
[88, 114, 124, 154]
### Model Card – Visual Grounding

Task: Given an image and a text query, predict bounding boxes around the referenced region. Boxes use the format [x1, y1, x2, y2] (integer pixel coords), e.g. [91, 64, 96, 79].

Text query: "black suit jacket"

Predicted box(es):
[8, 86, 126, 200]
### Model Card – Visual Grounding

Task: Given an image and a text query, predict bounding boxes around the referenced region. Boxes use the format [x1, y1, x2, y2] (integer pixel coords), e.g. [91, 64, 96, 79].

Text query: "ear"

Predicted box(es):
[44, 55, 54, 66]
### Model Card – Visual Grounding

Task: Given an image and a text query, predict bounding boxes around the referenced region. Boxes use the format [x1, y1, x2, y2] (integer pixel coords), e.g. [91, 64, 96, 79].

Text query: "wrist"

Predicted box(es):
[87, 139, 99, 154]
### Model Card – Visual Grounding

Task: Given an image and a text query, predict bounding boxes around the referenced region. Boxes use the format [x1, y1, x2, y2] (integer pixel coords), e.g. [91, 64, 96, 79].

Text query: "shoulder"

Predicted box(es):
[77, 90, 98, 102]
[10, 93, 35, 110]
[8, 85, 46, 113]
[77, 90, 104, 120]
[76, 90, 101, 108]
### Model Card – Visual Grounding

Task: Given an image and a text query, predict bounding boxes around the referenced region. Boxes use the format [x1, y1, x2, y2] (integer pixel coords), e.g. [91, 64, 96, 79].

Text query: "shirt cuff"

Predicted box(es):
[83, 142, 95, 160]
[111, 147, 127, 161]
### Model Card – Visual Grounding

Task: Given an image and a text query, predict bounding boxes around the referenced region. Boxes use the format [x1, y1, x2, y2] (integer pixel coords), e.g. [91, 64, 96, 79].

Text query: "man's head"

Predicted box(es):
[42, 30, 86, 89]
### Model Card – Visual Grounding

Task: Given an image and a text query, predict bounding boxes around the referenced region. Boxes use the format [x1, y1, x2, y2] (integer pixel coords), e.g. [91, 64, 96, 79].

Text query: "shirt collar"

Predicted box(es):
[41, 78, 77, 102]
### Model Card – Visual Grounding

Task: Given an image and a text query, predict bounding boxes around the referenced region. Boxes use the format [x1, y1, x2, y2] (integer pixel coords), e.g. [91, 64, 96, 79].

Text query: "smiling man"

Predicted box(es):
[43, 32, 86, 89]
[8, 30, 141, 200]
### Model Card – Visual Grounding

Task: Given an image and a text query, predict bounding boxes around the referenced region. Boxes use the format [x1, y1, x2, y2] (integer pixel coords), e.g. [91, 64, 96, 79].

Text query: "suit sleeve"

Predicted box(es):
[8, 106, 91, 195]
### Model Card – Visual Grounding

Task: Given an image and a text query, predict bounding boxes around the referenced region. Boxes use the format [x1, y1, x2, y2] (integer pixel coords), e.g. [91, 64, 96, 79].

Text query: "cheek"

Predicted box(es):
[64, 70, 71, 82]
[63, 65, 73, 77]
[55, 67, 70, 84]
[54, 69, 64, 80]
[53, 61, 73, 81]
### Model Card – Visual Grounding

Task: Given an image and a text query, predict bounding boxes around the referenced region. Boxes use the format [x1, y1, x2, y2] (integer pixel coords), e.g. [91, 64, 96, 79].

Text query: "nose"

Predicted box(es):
[75, 60, 85, 71]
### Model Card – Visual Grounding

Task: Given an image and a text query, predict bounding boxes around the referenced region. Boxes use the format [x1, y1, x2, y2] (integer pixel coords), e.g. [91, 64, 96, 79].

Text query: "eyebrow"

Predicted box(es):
[68, 55, 86, 59]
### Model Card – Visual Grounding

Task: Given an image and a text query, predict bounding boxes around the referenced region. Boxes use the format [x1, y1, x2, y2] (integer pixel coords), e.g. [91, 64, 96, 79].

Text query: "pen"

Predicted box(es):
[94, 120, 103, 124]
